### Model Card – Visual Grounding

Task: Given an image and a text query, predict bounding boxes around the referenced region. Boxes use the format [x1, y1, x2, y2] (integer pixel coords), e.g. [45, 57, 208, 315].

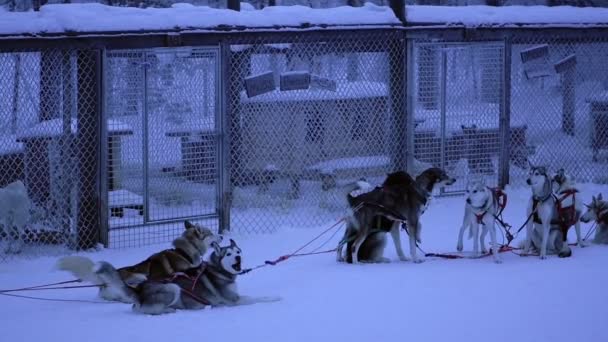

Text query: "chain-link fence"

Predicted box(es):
[0, 49, 100, 262]
[410, 41, 507, 193]
[510, 37, 608, 185]
[226, 31, 407, 234]
[3, 27, 608, 259]
[103, 47, 221, 249]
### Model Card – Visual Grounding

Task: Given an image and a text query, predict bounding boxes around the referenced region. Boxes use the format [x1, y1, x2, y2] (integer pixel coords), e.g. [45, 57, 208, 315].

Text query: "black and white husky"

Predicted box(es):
[456, 179, 502, 263]
[57, 239, 280, 315]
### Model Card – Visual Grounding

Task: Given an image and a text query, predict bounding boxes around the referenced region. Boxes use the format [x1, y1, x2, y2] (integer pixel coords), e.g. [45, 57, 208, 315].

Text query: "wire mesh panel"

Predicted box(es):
[0, 49, 100, 261]
[411, 42, 505, 193]
[227, 32, 406, 234]
[510, 37, 608, 186]
[104, 47, 221, 248]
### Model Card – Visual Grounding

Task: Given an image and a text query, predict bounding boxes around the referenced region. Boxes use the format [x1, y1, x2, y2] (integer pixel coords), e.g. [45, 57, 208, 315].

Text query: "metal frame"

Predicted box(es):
[2, 23, 608, 254]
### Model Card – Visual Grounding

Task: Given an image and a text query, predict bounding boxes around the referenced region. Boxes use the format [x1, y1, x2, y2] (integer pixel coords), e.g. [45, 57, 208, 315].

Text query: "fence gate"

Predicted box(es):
[104, 47, 221, 248]
[411, 42, 505, 193]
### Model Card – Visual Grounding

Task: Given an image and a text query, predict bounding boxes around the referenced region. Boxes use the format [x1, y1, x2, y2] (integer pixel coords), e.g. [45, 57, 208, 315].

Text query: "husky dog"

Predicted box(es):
[57, 239, 280, 315]
[456, 179, 502, 263]
[337, 167, 455, 264]
[552, 168, 585, 247]
[0, 180, 31, 254]
[580, 194, 608, 244]
[58, 220, 221, 287]
[524, 165, 581, 259]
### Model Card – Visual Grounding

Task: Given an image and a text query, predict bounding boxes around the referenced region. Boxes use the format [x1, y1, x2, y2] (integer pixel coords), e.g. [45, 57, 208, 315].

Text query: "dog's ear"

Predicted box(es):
[598, 193, 603, 201]
[229, 238, 237, 248]
[184, 220, 194, 230]
[528, 160, 534, 170]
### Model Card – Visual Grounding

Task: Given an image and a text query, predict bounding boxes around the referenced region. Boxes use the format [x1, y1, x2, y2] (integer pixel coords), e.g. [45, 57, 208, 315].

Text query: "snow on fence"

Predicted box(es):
[1, 4, 608, 261]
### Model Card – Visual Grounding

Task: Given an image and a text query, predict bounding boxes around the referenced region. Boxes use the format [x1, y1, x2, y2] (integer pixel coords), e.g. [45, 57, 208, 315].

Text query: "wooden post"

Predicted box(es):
[76, 50, 102, 249]
[390, 37, 407, 171]
[555, 54, 577, 136]
[389, 0, 405, 24]
[227, 0, 240, 11]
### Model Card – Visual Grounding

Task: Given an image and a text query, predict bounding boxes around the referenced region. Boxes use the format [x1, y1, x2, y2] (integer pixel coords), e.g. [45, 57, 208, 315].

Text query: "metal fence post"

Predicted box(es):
[390, 37, 407, 171]
[219, 43, 232, 234]
[498, 38, 512, 188]
[76, 49, 102, 249]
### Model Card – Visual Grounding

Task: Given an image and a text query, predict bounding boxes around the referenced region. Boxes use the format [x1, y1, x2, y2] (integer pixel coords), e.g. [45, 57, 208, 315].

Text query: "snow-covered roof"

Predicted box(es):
[406, 5, 608, 26]
[0, 3, 400, 36]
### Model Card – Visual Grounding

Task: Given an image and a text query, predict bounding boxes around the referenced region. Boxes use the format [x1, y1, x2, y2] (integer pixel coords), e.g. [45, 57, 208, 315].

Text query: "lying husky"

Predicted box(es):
[58, 220, 220, 286]
[580, 193, 608, 244]
[0, 180, 31, 254]
[57, 239, 280, 315]
[456, 179, 503, 263]
[524, 165, 582, 259]
[337, 167, 455, 264]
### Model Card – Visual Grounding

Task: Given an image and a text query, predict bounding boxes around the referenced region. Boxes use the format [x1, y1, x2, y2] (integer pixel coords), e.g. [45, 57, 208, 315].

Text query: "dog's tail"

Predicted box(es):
[56, 256, 138, 303]
[345, 178, 373, 206]
[56, 256, 102, 284]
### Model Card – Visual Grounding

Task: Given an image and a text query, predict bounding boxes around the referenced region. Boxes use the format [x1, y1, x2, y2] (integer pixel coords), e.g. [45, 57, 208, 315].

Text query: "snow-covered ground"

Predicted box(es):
[2, 183, 607, 342]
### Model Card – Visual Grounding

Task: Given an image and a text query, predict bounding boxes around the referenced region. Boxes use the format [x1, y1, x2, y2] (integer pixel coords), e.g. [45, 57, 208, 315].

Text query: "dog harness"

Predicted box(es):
[474, 188, 507, 224]
[161, 264, 210, 306]
[532, 189, 579, 241]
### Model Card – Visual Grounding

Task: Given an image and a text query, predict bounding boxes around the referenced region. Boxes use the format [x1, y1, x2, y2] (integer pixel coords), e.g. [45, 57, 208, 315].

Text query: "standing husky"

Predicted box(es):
[456, 179, 503, 263]
[524, 165, 581, 259]
[580, 194, 608, 244]
[0, 180, 31, 254]
[58, 221, 221, 286]
[337, 167, 455, 264]
[57, 239, 280, 315]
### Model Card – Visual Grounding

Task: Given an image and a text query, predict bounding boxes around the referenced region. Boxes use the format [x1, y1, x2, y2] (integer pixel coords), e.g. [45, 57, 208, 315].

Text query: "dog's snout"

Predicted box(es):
[235, 255, 241, 263]
[526, 179, 531, 185]
[466, 198, 471, 204]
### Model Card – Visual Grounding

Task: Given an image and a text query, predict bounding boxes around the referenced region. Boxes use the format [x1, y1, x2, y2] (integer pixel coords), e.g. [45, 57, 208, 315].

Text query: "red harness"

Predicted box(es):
[162, 264, 210, 306]
[555, 189, 579, 228]
[532, 189, 578, 228]
[474, 188, 507, 224]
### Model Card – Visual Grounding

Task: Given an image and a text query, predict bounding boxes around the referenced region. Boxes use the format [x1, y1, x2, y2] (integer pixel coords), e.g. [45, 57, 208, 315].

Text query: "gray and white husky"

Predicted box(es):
[580, 193, 608, 244]
[57, 239, 281, 315]
[456, 179, 502, 263]
[524, 165, 582, 259]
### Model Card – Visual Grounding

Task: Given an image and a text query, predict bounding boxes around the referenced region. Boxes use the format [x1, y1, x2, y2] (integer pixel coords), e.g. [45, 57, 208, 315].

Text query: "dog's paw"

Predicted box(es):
[398, 255, 409, 262]
[412, 257, 425, 264]
[493, 258, 503, 264]
[481, 247, 488, 254]
[336, 256, 345, 263]
[578, 240, 589, 248]
[539, 254, 547, 260]
[456, 243, 463, 252]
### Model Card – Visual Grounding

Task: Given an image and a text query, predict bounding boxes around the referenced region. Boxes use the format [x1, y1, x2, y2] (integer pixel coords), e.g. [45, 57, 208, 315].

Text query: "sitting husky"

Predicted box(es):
[58, 220, 221, 286]
[0, 180, 31, 254]
[524, 165, 582, 259]
[456, 179, 502, 263]
[580, 194, 608, 244]
[57, 239, 280, 315]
